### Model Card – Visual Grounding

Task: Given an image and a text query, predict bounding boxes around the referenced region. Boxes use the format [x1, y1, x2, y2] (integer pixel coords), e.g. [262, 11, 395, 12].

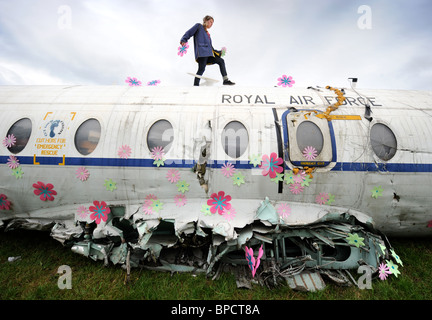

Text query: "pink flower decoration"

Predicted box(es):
[3, 134, 16, 148]
[75, 167, 90, 181]
[316, 192, 329, 205]
[33, 181, 57, 201]
[166, 169, 180, 183]
[260, 152, 284, 179]
[118, 145, 132, 159]
[7, 155, 19, 169]
[245, 245, 264, 278]
[303, 146, 318, 161]
[174, 194, 187, 207]
[125, 77, 142, 86]
[221, 162, 236, 177]
[222, 207, 236, 221]
[277, 75, 295, 87]
[289, 182, 304, 195]
[0, 194, 11, 210]
[207, 191, 232, 215]
[428, 220, 432, 228]
[89, 200, 111, 224]
[378, 262, 391, 280]
[76, 206, 89, 220]
[178, 43, 189, 57]
[277, 203, 291, 218]
[147, 80, 161, 86]
[151, 146, 165, 160]
[293, 170, 306, 183]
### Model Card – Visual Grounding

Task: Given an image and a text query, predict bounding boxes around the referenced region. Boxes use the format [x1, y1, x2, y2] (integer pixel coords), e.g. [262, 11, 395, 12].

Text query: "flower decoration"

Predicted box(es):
[0, 194, 11, 210]
[33, 181, 57, 201]
[2, 134, 16, 148]
[75, 167, 90, 181]
[249, 154, 261, 167]
[284, 171, 295, 185]
[207, 191, 232, 215]
[89, 200, 111, 224]
[378, 262, 391, 280]
[302, 146, 318, 161]
[277, 75, 295, 88]
[428, 220, 432, 228]
[260, 152, 283, 179]
[391, 249, 403, 266]
[326, 193, 335, 205]
[151, 200, 163, 213]
[201, 204, 212, 216]
[76, 206, 89, 220]
[118, 145, 132, 159]
[346, 233, 365, 248]
[271, 172, 284, 183]
[222, 207, 236, 221]
[147, 80, 161, 86]
[301, 175, 313, 187]
[316, 192, 330, 205]
[232, 172, 245, 186]
[178, 42, 189, 56]
[289, 182, 304, 195]
[153, 159, 165, 167]
[11, 167, 23, 179]
[174, 194, 187, 207]
[104, 179, 117, 192]
[125, 77, 142, 86]
[293, 170, 306, 183]
[7, 155, 19, 169]
[277, 203, 291, 218]
[166, 169, 180, 184]
[176, 180, 189, 193]
[151, 146, 165, 161]
[221, 162, 236, 177]
[221, 46, 227, 57]
[245, 245, 264, 278]
[142, 194, 159, 215]
[371, 186, 383, 198]
[386, 260, 401, 277]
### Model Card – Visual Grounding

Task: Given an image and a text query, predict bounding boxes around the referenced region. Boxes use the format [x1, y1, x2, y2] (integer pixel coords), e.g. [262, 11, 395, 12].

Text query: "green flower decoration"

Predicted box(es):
[271, 172, 284, 183]
[249, 154, 261, 167]
[326, 193, 335, 205]
[386, 260, 401, 277]
[391, 249, 403, 266]
[346, 233, 365, 248]
[284, 171, 295, 184]
[200, 204, 212, 216]
[301, 175, 313, 187]
[371, 186, 383, 198]
[153, 159, 165, 167]
[232, 172, 245, 186]
[151, 200, 163, 213]
[378, 243, 387, 256]
[176, 180, 189, 193]
[104, 179, 117, 192]
[11, 166, 24, 179]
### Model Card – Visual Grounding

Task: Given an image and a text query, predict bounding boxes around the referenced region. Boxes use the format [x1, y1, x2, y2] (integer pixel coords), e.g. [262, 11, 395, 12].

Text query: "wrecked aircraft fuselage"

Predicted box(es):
[2, 85, 429, 290]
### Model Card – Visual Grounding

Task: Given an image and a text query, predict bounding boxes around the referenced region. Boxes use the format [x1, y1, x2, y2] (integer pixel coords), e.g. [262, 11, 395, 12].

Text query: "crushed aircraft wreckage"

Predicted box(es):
[41, 197, 402, 292]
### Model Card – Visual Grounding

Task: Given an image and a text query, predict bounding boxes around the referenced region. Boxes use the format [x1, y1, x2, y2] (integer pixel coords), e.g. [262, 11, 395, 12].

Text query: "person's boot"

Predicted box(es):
[223, 79, 235, 85]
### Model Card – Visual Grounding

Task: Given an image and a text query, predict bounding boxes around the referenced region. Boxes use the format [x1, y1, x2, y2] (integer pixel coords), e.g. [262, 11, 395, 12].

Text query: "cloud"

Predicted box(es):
[0, 0, 431, 90]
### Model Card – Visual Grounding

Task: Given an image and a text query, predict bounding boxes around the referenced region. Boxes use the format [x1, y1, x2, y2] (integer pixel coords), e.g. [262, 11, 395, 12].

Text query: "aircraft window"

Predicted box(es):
[147, 120, 174, 152]
[370, 123, 397, 161]
[222, 121, 249, 158]
[74, 119, 101, 155]
[296, 121, 324, 156]
[6, 118, 32, 154]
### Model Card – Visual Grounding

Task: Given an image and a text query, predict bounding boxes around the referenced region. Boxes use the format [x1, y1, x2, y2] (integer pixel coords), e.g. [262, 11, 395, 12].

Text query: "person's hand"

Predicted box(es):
[180, 42, 186, 46]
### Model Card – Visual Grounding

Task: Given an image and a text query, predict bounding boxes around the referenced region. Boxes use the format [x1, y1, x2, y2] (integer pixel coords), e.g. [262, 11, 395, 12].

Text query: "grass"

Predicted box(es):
[1, 229, 432, 300]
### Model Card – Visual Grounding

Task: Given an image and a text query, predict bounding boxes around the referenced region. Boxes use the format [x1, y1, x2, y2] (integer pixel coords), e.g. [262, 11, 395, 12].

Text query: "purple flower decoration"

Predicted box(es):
[277, 75, 295, 87]
[3, 134, 16, 148]
[303, 146, 318, 160]
[147, 80, 161, 86]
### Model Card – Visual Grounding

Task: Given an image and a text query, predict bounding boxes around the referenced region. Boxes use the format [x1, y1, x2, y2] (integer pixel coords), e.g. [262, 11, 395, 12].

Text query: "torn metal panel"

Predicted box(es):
[286, 271, 326, 292]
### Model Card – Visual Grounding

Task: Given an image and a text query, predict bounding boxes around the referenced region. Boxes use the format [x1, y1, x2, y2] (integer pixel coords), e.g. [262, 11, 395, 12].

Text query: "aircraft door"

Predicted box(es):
[282, 109, 336, 167]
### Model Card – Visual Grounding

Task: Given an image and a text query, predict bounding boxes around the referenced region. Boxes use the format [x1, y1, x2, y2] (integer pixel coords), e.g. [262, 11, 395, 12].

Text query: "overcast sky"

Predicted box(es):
[0, 0, 431, 90]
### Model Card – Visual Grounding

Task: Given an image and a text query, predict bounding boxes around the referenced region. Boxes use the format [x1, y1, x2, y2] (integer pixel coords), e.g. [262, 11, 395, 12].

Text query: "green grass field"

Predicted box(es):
[1, 229, 431, 300]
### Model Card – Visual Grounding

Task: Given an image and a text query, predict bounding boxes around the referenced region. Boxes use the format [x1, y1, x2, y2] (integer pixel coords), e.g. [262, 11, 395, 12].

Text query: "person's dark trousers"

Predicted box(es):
[194, 56, 227, 86]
